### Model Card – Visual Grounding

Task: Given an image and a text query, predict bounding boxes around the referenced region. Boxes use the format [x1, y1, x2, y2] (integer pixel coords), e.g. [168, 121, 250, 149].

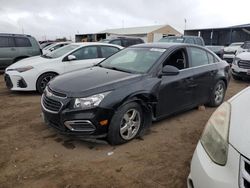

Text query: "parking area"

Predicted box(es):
[0, 74, 249, 188]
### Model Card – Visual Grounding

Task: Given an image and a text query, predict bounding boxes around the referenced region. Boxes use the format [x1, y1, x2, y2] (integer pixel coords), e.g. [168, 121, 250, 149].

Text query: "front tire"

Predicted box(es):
[208, 80, 226, 107]
[108, 102, 143, 145]
[36, 72, 57, 94]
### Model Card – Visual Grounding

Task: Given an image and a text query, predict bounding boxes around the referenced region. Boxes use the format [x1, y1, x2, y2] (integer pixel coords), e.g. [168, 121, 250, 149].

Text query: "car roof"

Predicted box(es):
[70, 42, 123, 49]
[0, 33, 32, 37]
[130, 42, 196, 49]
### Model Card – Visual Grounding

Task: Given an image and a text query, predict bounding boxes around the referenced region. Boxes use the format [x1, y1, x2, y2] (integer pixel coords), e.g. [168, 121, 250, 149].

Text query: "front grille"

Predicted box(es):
[4, 74, 13, 89]
[238, 60, 250, 69]
[240, 156, 250, 188]
[42, 95, 62, 113]
[48, 87, 66, 98]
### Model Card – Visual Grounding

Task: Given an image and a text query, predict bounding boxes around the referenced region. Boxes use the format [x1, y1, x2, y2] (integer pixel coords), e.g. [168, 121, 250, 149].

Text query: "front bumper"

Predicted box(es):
[4, 70, 37, 91]
[188, 142, 240, 188]
[231, 64, 250, 79]
[41, 95, 114, 138]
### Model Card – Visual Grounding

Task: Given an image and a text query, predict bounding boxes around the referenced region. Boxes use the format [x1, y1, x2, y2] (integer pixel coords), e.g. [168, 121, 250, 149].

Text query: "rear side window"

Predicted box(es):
[185, 38, 195, 44]
[189, 47, 209, 67]
[110, 39, 122, 46]
[207, 52, 216, 63]
[15, 37, 32, 47]
[0, 37, 15, 47]
[100, 46, 119, 58]
[195, 38, 203, 46]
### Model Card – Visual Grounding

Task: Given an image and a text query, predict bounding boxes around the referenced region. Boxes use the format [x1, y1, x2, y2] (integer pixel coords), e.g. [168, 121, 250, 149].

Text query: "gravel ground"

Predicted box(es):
[0, 74, 249, 188]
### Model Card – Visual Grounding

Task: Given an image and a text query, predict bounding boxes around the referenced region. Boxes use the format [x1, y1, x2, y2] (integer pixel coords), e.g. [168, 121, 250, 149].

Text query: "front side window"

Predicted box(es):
[195, 38, 203, 46]
[0, 37, 15, 47]
[189, 47, 209, 67]
[100, 46, 119, 58]
[15, 37, 31, 47]
[163, 49, 187, 70]
[185, 38, 195, 44]
[100, 47, 166, 73]
[71, 46, 98, 60]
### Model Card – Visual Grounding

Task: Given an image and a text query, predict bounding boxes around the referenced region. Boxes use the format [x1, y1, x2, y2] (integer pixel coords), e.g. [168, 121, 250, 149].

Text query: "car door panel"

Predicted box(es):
[156, 68, 196, 118]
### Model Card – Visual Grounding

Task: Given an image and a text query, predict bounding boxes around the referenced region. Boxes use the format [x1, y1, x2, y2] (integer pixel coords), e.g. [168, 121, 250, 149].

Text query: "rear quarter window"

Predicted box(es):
[14, 37, 32, 47]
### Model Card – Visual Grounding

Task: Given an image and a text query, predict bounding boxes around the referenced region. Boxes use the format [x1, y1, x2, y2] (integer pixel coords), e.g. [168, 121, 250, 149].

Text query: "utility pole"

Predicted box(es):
[184, 18, 187, 31]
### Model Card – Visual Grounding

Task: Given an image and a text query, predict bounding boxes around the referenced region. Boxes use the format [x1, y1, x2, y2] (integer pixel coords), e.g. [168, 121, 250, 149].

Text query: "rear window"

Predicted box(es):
[14, 37, 32, 47]
[0, 36, 15, 47]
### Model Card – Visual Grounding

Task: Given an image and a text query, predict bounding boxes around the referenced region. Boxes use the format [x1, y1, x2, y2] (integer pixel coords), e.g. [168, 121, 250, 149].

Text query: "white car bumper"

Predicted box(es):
[4, 70, 37, 91]
[188, 142, 240, 188]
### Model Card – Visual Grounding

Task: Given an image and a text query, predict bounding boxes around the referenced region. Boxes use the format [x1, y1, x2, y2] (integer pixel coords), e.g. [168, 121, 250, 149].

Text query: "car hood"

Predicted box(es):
[228, 87, 250, 158]
[48, 66, 143, 97]
[236, 52, 250, 60]
[224, 46, 239, 52]
[6, 56, 56, 69]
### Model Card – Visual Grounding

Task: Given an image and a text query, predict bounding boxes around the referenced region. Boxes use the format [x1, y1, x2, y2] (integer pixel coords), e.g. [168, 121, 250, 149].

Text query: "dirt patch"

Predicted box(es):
[0, 74, 249, 188]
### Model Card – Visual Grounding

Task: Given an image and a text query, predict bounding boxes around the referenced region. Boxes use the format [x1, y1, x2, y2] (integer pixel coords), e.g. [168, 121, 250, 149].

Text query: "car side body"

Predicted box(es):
[4, 42, 123, 93]
[0, 33, 41, 70]
[41, 43, 230, 145]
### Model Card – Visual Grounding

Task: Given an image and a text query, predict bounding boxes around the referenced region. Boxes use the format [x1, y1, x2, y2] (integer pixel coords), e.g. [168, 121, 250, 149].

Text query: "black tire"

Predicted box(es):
[108, 102, 143, 145]
[207, 80, 226, 107]
[232, 74, 241, 81]
[36, 72, 57, 94]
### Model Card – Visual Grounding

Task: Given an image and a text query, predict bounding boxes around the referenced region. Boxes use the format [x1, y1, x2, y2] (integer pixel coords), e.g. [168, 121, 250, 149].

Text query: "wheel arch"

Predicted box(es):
[36, 71, 59, 91]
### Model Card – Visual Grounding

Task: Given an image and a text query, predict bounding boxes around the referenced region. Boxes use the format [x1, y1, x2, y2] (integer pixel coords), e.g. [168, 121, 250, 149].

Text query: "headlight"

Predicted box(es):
[200, 102, 231, 166]
[73, 91, 110, 109]
[232, 57, 240, 65]
[8, 66, 34, 73]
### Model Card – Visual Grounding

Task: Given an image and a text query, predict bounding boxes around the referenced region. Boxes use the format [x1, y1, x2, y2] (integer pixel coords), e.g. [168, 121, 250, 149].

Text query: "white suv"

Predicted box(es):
[231, 51, 250, 80]
[188, 86, 250, 188]
[223, 42, 243, 64]
[4, 43, 123, 93]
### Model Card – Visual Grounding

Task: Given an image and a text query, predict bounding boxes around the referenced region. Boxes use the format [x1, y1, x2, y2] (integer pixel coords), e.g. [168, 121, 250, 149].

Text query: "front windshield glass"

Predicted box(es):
[44, 44, 79, 59]
[159, 37, 184, 43]
[100, 47, 166, 73]
[230, 43, 243, 47]
[243, 43, 250, 49]
[43, 43, 55, 50]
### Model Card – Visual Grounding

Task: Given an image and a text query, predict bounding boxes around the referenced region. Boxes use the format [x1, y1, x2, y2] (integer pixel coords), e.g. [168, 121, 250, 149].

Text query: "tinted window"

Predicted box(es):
[0, 37, 15, 47]
[45, 44, 79, 59]
[207, 52, 216, 64]
[110, 39, 122, 46]
[195, 38, 203, 46]
[185, 38, 195, 44]
[242, 42, 250, 49]
[15, 37, 32, 47]
[100, 46, 119, 58]
[189, 47, 209, 67]
[71, 46, 98, 60]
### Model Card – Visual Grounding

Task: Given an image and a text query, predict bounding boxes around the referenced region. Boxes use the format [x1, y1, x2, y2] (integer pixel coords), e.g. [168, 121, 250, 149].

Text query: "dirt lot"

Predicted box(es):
[0, 75, 249, 188]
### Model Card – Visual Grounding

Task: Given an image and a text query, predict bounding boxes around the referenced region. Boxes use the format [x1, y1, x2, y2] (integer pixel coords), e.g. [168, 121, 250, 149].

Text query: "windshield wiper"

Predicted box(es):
[101, 66, 133, 73]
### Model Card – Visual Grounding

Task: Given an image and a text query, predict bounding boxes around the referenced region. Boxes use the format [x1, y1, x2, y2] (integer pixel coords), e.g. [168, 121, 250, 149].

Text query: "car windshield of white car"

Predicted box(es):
[44, 44, 80, 59]
[99, 47, 166, 74]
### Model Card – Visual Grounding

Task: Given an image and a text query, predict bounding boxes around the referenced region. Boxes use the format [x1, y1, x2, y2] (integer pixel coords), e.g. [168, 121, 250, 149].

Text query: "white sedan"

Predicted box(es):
[42, 42, 71, 55]
[4, 43, 123, 93]
[188, 86, 250, 188]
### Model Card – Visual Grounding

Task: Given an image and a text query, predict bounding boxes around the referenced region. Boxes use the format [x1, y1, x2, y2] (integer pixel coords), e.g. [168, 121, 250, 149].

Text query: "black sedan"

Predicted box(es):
[41, 43, 230, 145]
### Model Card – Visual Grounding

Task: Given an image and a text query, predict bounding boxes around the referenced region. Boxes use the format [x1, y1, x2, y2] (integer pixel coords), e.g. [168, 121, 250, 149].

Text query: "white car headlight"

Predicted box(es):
[73, 92, 110, 109]
[8, 65, 34, 73]
[201, 102, 231, 166]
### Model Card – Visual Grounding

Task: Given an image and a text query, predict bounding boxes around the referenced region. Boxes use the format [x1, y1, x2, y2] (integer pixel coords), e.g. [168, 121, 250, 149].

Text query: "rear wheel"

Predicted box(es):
[108, 102, 143, 145]
[36, 72, 57, 94]
[208, 80, 226, 107]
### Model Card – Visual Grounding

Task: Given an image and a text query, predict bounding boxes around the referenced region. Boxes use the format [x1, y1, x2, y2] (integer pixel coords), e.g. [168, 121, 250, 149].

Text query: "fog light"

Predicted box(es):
[100, 120, 108, 126]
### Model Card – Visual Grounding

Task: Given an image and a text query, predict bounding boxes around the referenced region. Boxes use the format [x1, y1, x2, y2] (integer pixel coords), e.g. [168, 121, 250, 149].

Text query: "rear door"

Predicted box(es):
[0, 36, 16, 69]
[63, 46, 102, 72]
[187, 47, 218, 105]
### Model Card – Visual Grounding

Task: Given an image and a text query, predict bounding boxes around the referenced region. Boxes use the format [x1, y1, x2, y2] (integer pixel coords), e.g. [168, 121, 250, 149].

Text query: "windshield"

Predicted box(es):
[100, 47, 166, 73]
[230, 43, 243, 47]
[159, 37, 184, 43]
[44, 44, 79, 59]
[243, 43, 250, 49]
[43, 43, 55, 50]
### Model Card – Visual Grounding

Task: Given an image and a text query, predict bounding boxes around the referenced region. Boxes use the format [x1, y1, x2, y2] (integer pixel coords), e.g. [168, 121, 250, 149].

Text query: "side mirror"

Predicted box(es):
[161, 65, 180, 76]
[67, 55, 77, 61]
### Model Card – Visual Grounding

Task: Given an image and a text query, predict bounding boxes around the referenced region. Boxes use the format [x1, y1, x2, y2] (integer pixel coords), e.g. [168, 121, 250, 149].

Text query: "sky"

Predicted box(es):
[0, 0, 250, 41]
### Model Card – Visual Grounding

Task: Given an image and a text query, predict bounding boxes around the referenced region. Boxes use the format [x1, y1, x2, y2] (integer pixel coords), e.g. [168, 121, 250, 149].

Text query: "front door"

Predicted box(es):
[64, 46, 104, 73]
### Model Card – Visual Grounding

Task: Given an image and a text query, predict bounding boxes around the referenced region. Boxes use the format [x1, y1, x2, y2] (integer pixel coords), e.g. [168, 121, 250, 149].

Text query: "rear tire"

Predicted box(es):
[36, 72, 57, 94]
[207, 80, 226, 107]
[108, 102, 143, 145]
